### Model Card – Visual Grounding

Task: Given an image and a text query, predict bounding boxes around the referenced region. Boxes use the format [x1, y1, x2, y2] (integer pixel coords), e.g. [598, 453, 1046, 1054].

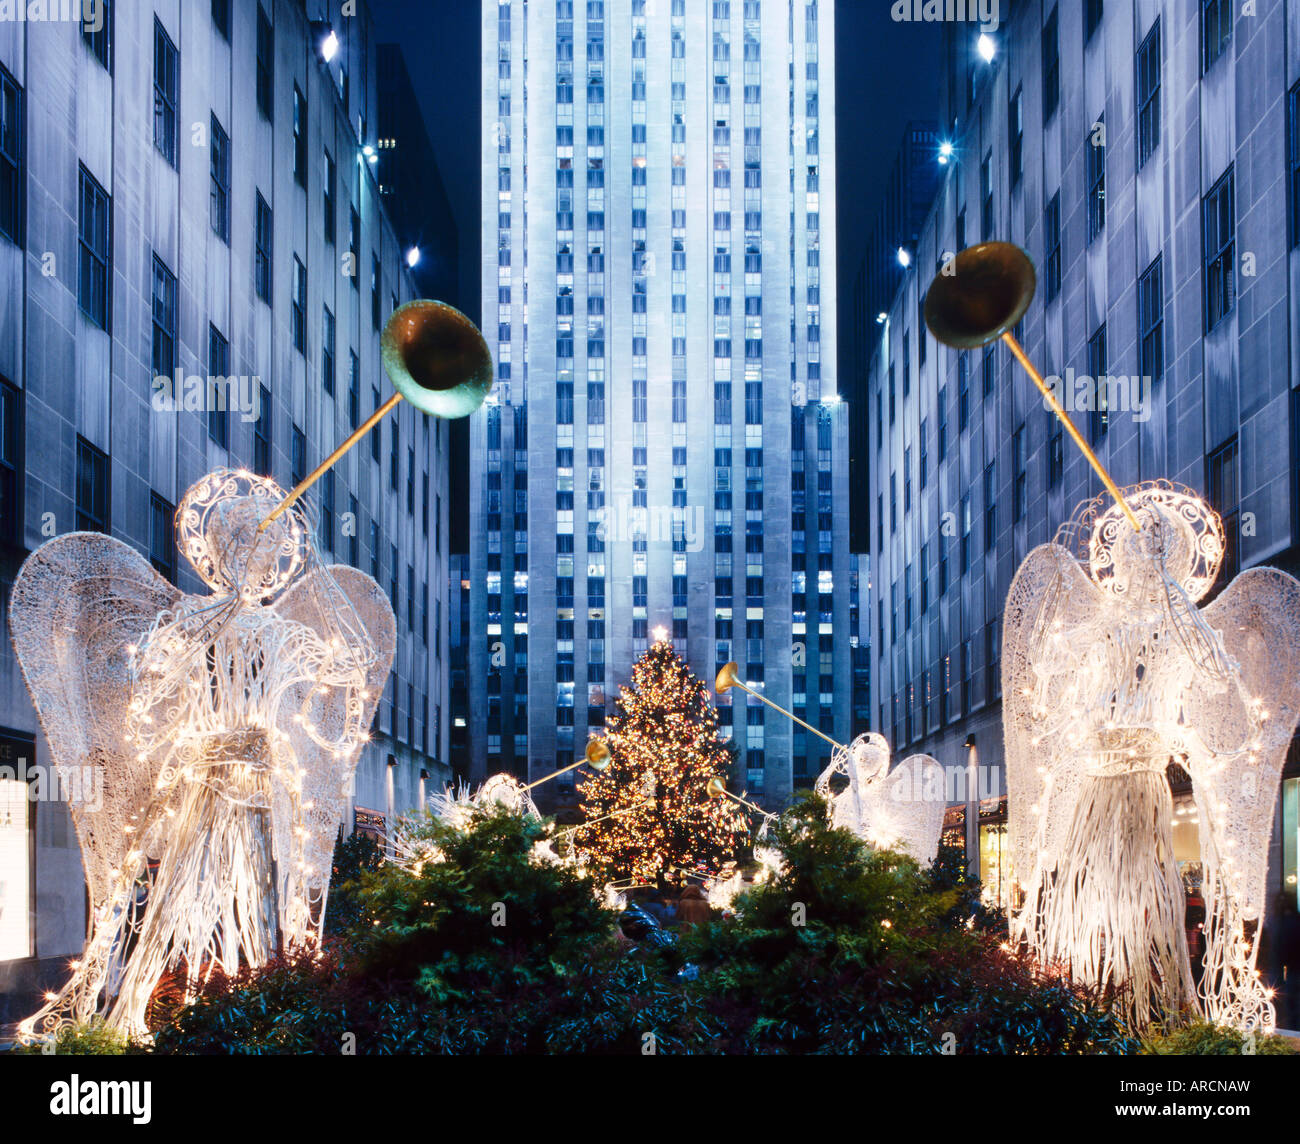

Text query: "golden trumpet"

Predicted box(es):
[521, 736, 612, 793]
[923, 242, 1139, 532]
[706, 775, 767, 817]
[260, 301, 494, 532]
[714, 661, 843, 750]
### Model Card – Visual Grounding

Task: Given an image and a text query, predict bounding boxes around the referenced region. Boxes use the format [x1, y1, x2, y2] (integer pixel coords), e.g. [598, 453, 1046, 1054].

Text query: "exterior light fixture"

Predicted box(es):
[876, 312, 888, 325]
[406, 246, 421, 268]
[321, 29, 340, 62]
[977, 33, 996, 63]
[897, 247, 912, 269]
[938, 141, 954, 165]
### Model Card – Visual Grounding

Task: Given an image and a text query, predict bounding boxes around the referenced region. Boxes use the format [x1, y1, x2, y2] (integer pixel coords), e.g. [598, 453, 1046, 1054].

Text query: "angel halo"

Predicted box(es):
[1003, 480, 1300, 1030]
[9, 468, 396, 1038]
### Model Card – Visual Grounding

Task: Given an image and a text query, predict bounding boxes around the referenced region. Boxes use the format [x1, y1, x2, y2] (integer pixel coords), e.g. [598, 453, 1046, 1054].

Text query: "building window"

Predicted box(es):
[372, 254, 382, 329]
[84, 0, 112, 70]
[1086, 116, 1105, 242]
[348, 352, 360, 428]
[1207, 437, 1239, 589]
[958, 356, 970, 431]
[1047, 413, 1063, 487]
[1009, 86, 1023, 189]
[1137, 20, 1161, 170]
[0, 379, 20, 545]
[1138, 255, 1163, 386]
[323, 151, 336, 246]
[291, 425, 307, 489]
[76, 436, 110, 533]
[1085, 0, 1103, 41]
[390, 422, 400, 490]
[1202, 0, 1231, 73]
[153, 19, 178, 167]
[293, 86, 307, 187]
[256, 4, 274, 121]
[322, 306, 335, 395]
[149, 492, 176, 582]
[0, 66, 21, 246]
[348, 494, 360, 566]
[212, 0, 230, 41]
[292, 257, 306, 352]
[78, 166, 110, 330]
[980, 151, 993, 239]
[371, 386, 382, 461]
[151, 255, 176, 379]
[254, 384, 271, 474]
[960, 494, 971, 574]
[255, 193, 273, 303]
[210, 114, 230, 243]
[1087, 324, 1108, 443]
[208, 324, 230, 448]
[349, 206, 360, 290]
[983, 462, 996, 553]
[1042, 6, 1059, 123]
[1203, 167, 1235, 333]
[320, 469, 335, 553]
[1044, 192, 1061, 302]
[1012, 424, 1027, 522]
[1290, 82, 1300, 249]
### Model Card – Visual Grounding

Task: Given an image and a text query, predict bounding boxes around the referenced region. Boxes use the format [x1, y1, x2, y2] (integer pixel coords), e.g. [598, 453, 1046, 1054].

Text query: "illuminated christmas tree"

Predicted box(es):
[577, 634, 745, 885]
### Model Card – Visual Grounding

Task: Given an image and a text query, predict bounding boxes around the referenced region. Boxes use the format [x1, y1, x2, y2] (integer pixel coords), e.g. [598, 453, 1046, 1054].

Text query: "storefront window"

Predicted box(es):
[1283, 778, 1298, 908]
[978, 797, 1013, 909]
[0, 775, 30, 960]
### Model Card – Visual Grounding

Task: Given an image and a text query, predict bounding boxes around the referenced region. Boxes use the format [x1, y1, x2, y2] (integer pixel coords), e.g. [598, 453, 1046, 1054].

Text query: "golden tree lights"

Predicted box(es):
[576, 638, 746, 885]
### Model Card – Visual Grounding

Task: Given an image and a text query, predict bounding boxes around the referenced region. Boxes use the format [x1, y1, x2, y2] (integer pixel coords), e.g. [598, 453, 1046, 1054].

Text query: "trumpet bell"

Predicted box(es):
[923, 242, 1036, 350]
[585, 738, 611, 771]
[706, 776, 727, 799]
[381, 300, 494, 419]
[715, 661, 740, 693]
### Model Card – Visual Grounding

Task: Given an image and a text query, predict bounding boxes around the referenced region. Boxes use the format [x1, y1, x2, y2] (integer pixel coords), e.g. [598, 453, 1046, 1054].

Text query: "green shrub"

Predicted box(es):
[10, 1019, 136, 1056]
[679, 794, 1135, 1054]
[1140, 1020, 1299, 1056]
[156, 807, 720, 1054]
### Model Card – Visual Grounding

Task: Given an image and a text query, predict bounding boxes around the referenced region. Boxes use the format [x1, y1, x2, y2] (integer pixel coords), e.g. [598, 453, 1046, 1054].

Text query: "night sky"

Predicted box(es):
[369, 0, 942, 346]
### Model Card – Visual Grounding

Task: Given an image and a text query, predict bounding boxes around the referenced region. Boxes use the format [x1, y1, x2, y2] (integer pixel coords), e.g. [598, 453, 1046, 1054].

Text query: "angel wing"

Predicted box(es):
[1000, 542, 1102, 908]
[272, 562, 396, 922]
[1183, 568, 1300, 1025]
[871, 753, 946, 867]
[9, 533, 181, 908]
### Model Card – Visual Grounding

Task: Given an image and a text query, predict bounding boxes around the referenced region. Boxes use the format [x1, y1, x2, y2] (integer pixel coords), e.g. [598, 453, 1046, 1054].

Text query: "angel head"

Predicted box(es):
[1079, 482, 1225, 608]
[176, 470, 312, 602]
[847, 733, 891, 782]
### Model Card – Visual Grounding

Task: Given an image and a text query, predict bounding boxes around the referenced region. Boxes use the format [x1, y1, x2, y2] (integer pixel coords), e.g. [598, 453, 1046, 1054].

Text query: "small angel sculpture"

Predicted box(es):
[814, 732, 945, 867]
[10, 470, 394, 1037]
[1003, 481, 1300, 1029]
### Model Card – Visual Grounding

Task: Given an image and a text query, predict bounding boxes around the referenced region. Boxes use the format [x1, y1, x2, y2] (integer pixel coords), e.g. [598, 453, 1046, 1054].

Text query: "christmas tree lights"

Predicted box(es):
[576, 637, 746, 885]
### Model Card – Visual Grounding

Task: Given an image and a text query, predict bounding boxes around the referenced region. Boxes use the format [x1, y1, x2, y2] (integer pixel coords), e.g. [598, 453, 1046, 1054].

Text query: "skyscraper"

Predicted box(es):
[471, 0, 849, 806]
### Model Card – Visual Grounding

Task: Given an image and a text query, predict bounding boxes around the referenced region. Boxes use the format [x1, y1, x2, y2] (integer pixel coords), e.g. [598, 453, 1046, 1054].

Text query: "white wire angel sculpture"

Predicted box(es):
[10, 469, 395, 1037]
[814, 732, 946, 867]
[1002, 481, 1300, 1030]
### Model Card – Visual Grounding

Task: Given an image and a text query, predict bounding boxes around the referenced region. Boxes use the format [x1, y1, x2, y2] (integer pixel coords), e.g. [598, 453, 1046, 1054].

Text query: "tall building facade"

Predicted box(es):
[471, 0, 850, 807]
[867, 1, 1300, 932]
[847, 122, 941, 551]
[0, 0, 452, 1019]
